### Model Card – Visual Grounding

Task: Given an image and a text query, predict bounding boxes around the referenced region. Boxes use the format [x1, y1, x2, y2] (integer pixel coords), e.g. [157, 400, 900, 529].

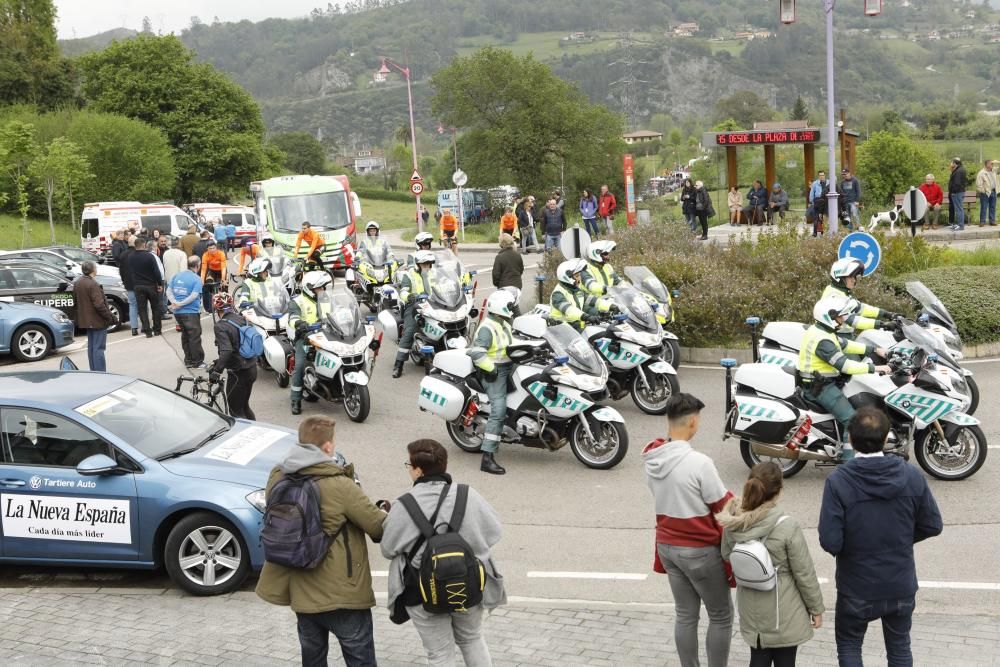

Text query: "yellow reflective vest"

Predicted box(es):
[798, 325, 873, 379]
[581, 260, 619, 296]
[470, 317, 513, 372]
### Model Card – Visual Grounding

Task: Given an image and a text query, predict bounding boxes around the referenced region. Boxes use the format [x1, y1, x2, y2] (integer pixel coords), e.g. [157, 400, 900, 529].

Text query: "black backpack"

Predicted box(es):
[813, 181, 830, 214]
[261, 473, 349, 571]
[399, 484, 485, 615]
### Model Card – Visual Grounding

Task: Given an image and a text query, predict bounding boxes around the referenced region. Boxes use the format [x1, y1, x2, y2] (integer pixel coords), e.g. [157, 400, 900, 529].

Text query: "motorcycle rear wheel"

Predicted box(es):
[739, 439, 807, 478]
[569, 420, 628, 470]
[630, 371, 679, 415]
[275, 372, 289, 388]
[914, 423, 987, 481]
[446, 421, 483, 453]
[343, 384, 370, 423]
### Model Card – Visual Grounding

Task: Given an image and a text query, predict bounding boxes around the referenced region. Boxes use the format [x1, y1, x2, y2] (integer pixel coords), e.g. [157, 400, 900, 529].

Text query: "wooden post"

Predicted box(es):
[803, 143, 816, 198]
[764, 145, 776, 191]
[726, 146, 738, 192]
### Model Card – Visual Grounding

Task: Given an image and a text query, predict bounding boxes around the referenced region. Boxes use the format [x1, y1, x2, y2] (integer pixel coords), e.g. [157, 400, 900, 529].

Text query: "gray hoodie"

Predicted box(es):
[279, 442, 348, 474]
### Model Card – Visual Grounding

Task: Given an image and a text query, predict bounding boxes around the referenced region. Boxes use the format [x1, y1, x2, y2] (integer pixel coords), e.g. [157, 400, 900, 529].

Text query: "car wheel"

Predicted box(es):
[11, 324, 53, 363]
[164, 512, 250, 596]
[106, 299, 125, 332]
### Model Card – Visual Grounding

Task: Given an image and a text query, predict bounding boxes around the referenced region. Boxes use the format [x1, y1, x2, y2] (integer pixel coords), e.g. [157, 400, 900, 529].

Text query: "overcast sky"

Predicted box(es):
[54, 0, 324, 39]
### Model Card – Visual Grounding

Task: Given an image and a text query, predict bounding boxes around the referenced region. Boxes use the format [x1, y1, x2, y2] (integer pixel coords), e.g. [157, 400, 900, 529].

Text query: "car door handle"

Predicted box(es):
[0, 479, 26, 487]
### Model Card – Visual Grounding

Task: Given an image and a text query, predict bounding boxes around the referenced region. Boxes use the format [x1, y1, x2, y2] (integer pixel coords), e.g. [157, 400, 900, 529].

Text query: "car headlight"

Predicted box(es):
[52, 312, 70, 324]
[246, 489, 266, 512]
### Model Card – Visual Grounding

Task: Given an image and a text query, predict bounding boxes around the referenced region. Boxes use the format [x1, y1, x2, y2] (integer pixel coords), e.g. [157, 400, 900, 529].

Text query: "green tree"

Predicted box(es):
[431, 47, 625, 194]
[713, 91, 775, 129]
[29, 137, 92, 242]
[270, 131, 327, 174]
[79, 34, 270, 201]
[0, 0, 76, 109]
[790, 97, 809, 121]
[0, 119, 38, 245]
[856, 131, 936, 206]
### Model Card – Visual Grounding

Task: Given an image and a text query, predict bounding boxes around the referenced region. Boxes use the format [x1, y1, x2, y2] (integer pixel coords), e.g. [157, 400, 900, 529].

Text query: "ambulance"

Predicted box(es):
[184, 203, 259, 243]
[80, 202, 199, 256]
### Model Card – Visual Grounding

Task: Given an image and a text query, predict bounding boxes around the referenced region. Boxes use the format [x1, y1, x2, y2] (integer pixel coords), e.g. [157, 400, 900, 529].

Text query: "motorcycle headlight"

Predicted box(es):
[52, 312, 70, 324]
[951, 375, 968, 395]
[246, 489, 266, 513]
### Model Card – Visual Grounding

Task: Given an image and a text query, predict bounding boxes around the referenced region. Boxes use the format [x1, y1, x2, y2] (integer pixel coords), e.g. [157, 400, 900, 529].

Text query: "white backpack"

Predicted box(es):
[730, 515, 788, 591]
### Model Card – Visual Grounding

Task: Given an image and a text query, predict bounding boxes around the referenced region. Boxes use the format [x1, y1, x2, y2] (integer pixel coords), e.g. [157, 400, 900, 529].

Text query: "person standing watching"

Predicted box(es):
[110, 229, 128, 266]
[918, 174, 944, 230]
[579, 189, 600, 238]
[256, 415, 388, 667]
[168, 256, 206, 369]
[819, 407, 943, 666]
[213, 219, 228, 254]
[598, 184, 617, 235]
[491, 234, 523, 305]
[162, 236, 186, 323]
[840, 169, 862, 230]
[694, 181, 713, 240]
[192, 230, 213, 260]
[948, 157, 968, 230]
[540, 198, 566, 252]
[117, 237, 140, 336]
[643, 393, 734, 667]
[72, 261, 115, 371]
[517, 197, 537, 253]
[225, 220, 237, 252]
[209, 292, 257, 420]
[180, 224, 200, 256]
[129, 238, 164, 338]
[976, 158, 997, 227]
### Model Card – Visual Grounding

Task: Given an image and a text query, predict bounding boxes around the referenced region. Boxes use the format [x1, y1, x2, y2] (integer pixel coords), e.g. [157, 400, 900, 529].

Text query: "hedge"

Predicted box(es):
[888, 265, 1000, 346]
[354, 188, 434, 203]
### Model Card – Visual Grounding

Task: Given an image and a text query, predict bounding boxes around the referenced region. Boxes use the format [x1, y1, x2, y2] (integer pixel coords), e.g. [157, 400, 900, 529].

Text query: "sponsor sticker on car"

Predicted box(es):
[203, 425, 284, 466]
[1, 493, 131, 543]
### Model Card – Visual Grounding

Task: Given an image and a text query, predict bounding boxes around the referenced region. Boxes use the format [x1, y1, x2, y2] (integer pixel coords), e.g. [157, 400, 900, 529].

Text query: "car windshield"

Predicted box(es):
[361, 243, 390, 266]
[270, 191, 350, 233]
[624, 265, 668, 302]
[901, 320, 961, 372]
[430, 267, 463, 309]
[321, 293, 364, 339]
[905, 281, 956, 330]
[608, 285, 659, 333]
[58, 247, 100, 263]
[544, 323, 605, 377]
[252, 279, 289, 318]
[78, 380, 230, 459]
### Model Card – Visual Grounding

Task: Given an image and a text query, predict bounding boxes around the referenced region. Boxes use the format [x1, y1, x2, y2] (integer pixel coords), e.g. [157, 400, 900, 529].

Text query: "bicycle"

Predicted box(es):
[440, 233, 459, 254]
[174, 375, 229, 414]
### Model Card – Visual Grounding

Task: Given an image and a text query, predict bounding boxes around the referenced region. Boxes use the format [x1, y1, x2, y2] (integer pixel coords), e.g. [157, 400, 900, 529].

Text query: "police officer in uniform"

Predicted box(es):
[240, 257, 271, 306]
[287, 271, 333, 415]
[393, 250, 437, 379]
[824, 258, 900, 332]
[580, 240, 624, 296]
[550, 259, 616, 329]
[467, 290, 518, 475]
[406, 232, 434, 267]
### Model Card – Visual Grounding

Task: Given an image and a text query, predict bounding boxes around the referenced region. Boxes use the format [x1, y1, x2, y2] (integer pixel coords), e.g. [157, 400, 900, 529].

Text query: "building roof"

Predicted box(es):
[623, 130, 664, 139]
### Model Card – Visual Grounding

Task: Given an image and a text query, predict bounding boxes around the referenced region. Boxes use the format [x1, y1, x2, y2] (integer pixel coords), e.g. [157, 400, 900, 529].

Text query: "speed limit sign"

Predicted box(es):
[410, 181, 424, 196]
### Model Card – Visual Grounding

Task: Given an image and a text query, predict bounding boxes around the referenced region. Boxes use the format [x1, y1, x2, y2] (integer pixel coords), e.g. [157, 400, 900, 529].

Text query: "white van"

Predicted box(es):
[185, 203, 259, 243]
[80, 202, 199, 255]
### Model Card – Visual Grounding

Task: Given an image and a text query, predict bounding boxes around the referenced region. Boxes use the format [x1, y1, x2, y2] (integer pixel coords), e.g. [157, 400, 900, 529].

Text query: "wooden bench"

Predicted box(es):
[894, 190, 976, 223]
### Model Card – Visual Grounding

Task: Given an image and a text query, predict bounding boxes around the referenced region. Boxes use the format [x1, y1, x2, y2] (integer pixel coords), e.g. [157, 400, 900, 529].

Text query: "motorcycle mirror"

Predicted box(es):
[420, 345, 435, 356]
[720, 358, 738, 368]
[917, 313, 929, 325]
[365, 316, 376, 323]
[613, 314, 628, 321]
[745, 316, 761, 326]
[554, 355, 569, 365]
[927, 353, 939, 364]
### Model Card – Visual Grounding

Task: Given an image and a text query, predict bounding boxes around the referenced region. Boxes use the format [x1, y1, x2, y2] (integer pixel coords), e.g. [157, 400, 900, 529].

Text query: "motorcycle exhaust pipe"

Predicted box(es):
[750, 442, 834, 463]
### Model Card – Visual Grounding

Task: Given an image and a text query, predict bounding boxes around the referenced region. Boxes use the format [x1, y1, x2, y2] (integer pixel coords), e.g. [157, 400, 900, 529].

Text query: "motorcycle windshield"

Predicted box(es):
[905, 281, 957, 331]
[321, 293, 364, 340]
[361, 243, 389, 267]
[901, 320, 961, 372]
[429, 268, 463, 309]
[624, 265, 669, 302]
[252, 279, 290, 318]
[267, 253, 288, 276]
[545, 323, 605, 377]
[608, 285, 658, 333]
[433, 249, 464, 277]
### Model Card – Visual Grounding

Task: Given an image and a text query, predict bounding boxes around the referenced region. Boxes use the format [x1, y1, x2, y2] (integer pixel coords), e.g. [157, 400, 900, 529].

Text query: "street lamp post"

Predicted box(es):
[824, 0, 840, 234]
[378, 57, 423, 233]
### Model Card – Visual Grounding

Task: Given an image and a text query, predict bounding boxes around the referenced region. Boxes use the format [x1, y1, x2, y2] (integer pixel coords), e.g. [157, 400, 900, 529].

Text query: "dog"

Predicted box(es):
[866, 204, 904, 233]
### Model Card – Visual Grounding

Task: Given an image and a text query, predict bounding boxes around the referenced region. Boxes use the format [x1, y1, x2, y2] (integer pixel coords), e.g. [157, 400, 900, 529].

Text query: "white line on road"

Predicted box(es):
[527, 571, 648, 581]
[961, 357, 1000, 365]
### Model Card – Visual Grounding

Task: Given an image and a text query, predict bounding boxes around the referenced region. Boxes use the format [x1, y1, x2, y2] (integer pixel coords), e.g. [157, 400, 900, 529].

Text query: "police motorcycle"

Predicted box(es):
[722, 318, 988, 481]
[346, 243, 398, 313]
[233, 276, 294, 388]
[417, 315, 628, 469]
[290, 292, 379, 423]
[623, 265, 682, 368]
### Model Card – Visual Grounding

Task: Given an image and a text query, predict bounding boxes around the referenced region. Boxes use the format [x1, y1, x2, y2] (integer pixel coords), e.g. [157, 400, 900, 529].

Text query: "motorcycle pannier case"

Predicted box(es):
[418, 376, 471, 421]
[729, 394, 800, 444]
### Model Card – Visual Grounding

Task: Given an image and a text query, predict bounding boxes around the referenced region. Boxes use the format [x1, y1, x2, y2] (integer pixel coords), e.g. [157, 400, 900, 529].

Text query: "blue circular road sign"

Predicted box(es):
[838, 232, 881, 276]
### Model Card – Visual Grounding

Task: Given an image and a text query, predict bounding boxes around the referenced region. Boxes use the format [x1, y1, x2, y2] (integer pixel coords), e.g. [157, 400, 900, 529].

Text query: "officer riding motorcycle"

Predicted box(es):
[550, 259, 616, 329]
[406, 232, 434, 267]
[581, 240, 624, 297]
[824, 258, 900, 332]
[288, 271, 334, 415]
[239, 257, 272, 305]
[466, 290, 518, 476]
[392, 250, 437, 379]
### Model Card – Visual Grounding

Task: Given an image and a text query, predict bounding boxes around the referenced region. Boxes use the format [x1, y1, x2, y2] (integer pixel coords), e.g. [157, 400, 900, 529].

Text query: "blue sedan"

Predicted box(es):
[0, 371, 299, 595]
[0, 300, 76, 362]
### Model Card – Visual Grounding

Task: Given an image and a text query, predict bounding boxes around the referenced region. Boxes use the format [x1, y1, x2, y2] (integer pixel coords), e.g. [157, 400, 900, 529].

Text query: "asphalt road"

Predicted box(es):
[2, 247, 998, 619]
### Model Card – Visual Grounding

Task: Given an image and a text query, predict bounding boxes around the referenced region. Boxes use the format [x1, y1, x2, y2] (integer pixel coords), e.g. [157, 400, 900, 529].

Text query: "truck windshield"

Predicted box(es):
[270, 191, 350, 233]
[81, 218, 99, 238]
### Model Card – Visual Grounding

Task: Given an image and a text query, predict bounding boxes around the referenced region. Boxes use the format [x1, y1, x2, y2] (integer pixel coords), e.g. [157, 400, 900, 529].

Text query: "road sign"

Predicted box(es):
[410, 181, 424, 196]
[900, 186, 927, 223]
[838, 232, 881, 277]
[452, 169, 468, 187]
[410, 169, 422, 182]
[559, 225, 591, 260]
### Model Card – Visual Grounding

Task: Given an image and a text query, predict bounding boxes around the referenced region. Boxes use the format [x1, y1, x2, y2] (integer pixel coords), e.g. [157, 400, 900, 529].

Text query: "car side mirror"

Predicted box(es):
[57, 281, 69, 292]
[76, 453, 122, 476]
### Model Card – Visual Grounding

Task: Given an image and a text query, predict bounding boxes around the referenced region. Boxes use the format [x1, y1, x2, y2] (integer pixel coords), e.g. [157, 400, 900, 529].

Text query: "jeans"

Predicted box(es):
[86, 328, 107, 372]
[134, 285, 162, 334]
[519, 225, 537, 251]
[225, 365, 256, 419]
[804, 381, 855, 435]
[657, 544, 733, 667]
[949, 192, 966, 229]
[979, 191, 996, 224]
[848, 202, 861, 228]
[583, 217, 600, 237]
[295, 609, 377, 667]
[685, 212, 697, 232]
[544, 234, 560, 252]
[395, 304, 417, 364]
[175, 313, 204, 366]
[126, 290, 138, 330]
[482, 364, 512, 454]
[602, 215, 614, 235]
[407, 604, 491, 667]
[835, 594, 915, 667]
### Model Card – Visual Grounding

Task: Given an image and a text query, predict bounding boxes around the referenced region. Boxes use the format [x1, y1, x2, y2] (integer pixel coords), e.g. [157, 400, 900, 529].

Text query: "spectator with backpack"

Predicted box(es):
[717, 463, 825, 667]
[256, 416, 389, 667]
[381, 439, 505, 666]
[809, 171, 831, 237]
[209, 292, 260, 420]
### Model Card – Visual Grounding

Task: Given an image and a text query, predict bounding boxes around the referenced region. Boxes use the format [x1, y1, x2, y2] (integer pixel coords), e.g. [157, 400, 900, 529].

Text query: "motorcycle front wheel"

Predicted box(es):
[630, 371, 680, 415]
[739, 439, 807, 478]
[661, 338, 681, 370]
[569, 419, 628, 470]
[965, 375, 980, 415]
[446, 421, 483, 453]
[343, 383, 371, 423]
[275, 372, 289, 388]
[914, 423, 987, 481]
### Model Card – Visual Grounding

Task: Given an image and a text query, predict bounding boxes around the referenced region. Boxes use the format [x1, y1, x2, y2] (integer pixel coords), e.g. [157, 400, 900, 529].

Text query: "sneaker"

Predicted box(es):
[187, 362, 207, 370]
[949, 225, 958, 230]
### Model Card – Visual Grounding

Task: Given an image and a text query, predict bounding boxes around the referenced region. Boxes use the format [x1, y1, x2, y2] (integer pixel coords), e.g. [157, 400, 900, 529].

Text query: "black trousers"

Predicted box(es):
[749, 645, 797, 667]
[226, 365, 257, 420]
[696, 211, 709, 238]
[134, 285, 162, 334]
[175, 313, 204, 365]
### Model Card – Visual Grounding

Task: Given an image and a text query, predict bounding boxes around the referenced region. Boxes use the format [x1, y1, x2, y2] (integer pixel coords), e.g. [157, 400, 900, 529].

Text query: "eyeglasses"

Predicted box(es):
[403, 462, 414, 470]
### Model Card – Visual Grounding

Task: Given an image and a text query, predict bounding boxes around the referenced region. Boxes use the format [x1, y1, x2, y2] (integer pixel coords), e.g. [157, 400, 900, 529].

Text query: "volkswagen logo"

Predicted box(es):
[29, 475, 42, 490]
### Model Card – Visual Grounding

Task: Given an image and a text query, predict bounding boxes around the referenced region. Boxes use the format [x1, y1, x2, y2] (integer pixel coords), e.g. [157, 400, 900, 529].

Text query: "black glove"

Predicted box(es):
[583, 314, 601, 324]
[878, 319, 896, 330]
[294, 320, 308, 337]
[608, 303, 621, 314]
[884, 312, 902, 320]
[208, 370, 222, 383]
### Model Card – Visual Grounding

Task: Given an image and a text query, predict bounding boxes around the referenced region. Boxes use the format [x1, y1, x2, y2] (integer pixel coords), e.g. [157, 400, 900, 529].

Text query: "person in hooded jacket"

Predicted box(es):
[717, 463, 825, 667]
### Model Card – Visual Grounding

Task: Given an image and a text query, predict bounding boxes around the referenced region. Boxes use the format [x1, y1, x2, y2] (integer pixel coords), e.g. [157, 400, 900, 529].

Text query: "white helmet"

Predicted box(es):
[260, 233, 275, 247]
[588, 239, 616, 263]
[413, 250, 436, 268]
[302, 270, 332, 299]
[365, 221, 380, 235]
[247, 257, 271, 278]
[486, 290, 516, 320]
[415, 231, 434, 248]
[830, 258, 864, 285]
[557, 259, 588, 286]
[813, 295, 859, 329]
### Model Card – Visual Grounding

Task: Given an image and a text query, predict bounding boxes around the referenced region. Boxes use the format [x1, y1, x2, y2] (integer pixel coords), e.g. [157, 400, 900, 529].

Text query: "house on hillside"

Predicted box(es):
[671, 22, 699, 37]
[623, 130, 663, 145]
[340, 149, 386, 174]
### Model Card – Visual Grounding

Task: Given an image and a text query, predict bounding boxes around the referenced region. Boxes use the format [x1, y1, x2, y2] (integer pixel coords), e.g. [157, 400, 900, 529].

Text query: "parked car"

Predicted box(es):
[0, 301, 75, 362]
[0, 248, 120, 281]
[0, 261, 126, 332]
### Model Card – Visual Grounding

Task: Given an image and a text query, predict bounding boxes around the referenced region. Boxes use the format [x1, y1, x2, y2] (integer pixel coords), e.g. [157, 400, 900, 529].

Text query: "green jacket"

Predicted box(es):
[255, 456, 386, 614]
[718, 500, 825, 649]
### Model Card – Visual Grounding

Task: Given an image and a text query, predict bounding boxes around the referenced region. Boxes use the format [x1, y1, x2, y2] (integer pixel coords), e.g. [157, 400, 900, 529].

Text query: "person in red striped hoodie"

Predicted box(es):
[643, 393, 735, 667]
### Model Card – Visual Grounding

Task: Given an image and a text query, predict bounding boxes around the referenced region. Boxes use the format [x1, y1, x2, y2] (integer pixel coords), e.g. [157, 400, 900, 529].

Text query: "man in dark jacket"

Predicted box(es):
[110, 230, 128, 266]
[948, 157, 968, 230]
[72, 261, 115, 371]
[192, 230, 213, 260]
[180, 225, 200, 257]
[117, 241, 140, 335]
[209, 292, 257, 420]
[540, 198, 565, 252]
[129, 238, 163, 337]
[491, 234, 524, 317]
[819, 407, 943, 666]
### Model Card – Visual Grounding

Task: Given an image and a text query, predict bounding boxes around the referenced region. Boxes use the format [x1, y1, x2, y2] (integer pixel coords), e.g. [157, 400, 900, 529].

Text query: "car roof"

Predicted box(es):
[0, 372, 136, 408]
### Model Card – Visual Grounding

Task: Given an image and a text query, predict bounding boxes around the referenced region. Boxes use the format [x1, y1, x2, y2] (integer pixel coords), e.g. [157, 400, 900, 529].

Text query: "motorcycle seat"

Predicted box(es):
[467, 376, 486, 393]
[789, 387, 827, 413]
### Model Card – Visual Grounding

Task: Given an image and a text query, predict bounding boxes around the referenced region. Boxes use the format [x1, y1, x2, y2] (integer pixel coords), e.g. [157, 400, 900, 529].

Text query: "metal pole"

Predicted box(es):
[824, 0, 839, 234]
[403, 66, 422, 234]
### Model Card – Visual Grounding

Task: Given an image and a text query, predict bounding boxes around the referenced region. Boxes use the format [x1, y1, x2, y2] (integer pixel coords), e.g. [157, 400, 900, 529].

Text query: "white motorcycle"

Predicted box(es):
[417, 316, 628, 470]
[235, 277, 293, 388]
[290, 293, 378, 423]
[723, 320, 987, 481]
[346, 244, 398, 313]
[623, 265, 682, 368]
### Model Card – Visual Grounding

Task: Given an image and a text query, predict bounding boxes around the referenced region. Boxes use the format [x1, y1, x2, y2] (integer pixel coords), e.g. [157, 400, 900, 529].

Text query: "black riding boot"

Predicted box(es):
[290, 398, 302, 415]
[392, 360, 404, 379]
[480, 452, 506, 475]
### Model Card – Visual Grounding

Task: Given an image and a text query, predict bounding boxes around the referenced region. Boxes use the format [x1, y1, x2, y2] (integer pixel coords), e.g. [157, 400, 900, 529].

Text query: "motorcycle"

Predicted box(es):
[346, 244, 398, 313]
[722, 319, 987, 481]
[417, 316, 628, 469]
[623, 265, 682, 369]
[234, 277, 294, 388]
[290, 292, 380, 423]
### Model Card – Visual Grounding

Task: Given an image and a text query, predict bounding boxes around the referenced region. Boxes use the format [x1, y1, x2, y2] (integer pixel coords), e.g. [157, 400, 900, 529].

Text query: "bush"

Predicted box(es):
[355, 188, 433, 203]
[887, 266, 1000, 346]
